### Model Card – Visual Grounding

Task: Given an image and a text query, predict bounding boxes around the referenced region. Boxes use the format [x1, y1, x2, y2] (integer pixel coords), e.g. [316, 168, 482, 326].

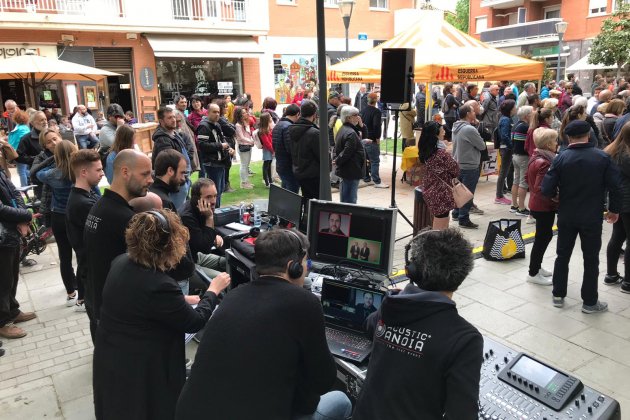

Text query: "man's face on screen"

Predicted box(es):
[329, 213, 341, 233]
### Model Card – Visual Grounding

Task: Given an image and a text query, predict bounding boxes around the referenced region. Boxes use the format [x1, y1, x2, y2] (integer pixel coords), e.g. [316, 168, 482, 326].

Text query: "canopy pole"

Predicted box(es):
[316, 0, 331, 201]
[29, 72, 37, 108]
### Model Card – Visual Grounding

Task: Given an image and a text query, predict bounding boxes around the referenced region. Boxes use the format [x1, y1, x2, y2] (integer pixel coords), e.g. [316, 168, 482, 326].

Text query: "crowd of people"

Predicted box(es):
[417, 75, 630, 313]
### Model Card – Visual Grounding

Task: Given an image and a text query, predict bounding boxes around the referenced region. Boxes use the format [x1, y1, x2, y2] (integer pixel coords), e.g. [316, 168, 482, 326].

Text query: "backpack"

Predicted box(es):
[442, 94, 451, 114]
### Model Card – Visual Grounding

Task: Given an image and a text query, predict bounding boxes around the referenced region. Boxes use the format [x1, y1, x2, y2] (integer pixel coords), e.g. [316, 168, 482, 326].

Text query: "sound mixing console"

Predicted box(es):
[334, 336, 621, 419]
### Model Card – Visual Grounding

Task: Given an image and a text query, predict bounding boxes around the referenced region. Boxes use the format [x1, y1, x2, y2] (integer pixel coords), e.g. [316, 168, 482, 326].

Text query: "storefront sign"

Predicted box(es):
[358, 33, 368, 41]
[217, 81, 233, 95]
[532, 46, 559, 57]
[140, 67, 155, 91]
[0, 44, 58, 60]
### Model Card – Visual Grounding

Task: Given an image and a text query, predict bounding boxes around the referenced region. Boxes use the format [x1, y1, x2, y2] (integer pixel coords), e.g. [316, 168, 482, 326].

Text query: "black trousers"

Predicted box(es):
[298, 177, 320, 201]
[496, 149, 513, 198]
[262, 160, 272, 185]
[552, 219, 602, 306]
[76, 254, 96, 342]
[0, 246, 21, 327]
[51, 212, 77, 295]
[529, 211, 556, 276]
[606, 213, 630, 278]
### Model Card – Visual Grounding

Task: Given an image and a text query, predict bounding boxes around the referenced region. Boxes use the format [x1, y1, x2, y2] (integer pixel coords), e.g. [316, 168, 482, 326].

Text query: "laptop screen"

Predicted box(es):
[321, 279, 385, 330]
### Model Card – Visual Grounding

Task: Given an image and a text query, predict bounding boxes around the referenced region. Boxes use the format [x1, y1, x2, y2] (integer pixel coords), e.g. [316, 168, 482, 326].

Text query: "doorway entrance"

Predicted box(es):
[106, 74, 134, 114]
[0, 79, 27, 109]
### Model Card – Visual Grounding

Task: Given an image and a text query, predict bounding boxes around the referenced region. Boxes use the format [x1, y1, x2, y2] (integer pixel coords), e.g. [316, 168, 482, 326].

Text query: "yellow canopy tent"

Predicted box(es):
[327, 13, 543, 83]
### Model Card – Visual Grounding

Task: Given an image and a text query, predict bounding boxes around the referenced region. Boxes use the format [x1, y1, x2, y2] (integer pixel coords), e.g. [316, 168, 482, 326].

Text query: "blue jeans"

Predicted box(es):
[292, 391, 352, 420]
[16, 162, 29, 187]
[177, 280, 190, 295]
[363, 141, 381, 184]
[454, 168, 479, 223]
[340, 178, 359, 204]
[204, 165, 226, 208]
[277, 168, 300, 194]
[76, 134, 98, 149]
[170, 178, 191, 211]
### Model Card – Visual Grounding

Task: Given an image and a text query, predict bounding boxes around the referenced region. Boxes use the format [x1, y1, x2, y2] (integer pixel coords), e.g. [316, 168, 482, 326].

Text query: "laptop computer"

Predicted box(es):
[321, 278, 386, 363]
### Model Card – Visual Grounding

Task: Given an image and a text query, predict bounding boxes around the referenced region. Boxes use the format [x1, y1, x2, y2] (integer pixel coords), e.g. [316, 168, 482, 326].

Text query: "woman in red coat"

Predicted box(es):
[419, 121, 460, 230]
[525, 127, 559, 286]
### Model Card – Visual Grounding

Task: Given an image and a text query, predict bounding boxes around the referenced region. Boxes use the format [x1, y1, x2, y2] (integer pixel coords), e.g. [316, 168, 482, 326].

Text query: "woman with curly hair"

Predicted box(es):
[93, 209, 231, 420]
[418, 121, 460, 230]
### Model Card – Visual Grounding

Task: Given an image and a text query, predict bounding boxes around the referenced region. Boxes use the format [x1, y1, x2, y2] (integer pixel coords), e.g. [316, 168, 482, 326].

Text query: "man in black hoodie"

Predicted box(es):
[196, 103, 230, 206]
[354, 228, 483, 420]
[288, 100, 321, 200]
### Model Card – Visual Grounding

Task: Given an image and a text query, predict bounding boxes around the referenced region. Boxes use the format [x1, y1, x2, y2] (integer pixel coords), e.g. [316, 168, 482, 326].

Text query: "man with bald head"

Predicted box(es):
[84, 150, 154, 326]
[196, 103, 230, 206]
[129, 191, 163, 212]
[481, 84, 500, 133]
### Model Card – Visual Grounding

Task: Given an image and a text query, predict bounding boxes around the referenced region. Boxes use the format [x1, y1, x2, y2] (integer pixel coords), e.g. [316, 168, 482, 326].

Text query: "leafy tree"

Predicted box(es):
[589, 0, 630, 78]
[445, 0, 469, 33]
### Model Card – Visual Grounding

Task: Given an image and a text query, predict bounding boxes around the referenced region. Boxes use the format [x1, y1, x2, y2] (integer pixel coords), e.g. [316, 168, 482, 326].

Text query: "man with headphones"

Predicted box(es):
[176, 229, 352, 420]
[353, 228, 483, 420]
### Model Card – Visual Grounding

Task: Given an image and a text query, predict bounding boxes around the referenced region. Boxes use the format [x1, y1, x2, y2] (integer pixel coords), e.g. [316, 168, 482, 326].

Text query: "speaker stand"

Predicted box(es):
[388, 108, 414, 242]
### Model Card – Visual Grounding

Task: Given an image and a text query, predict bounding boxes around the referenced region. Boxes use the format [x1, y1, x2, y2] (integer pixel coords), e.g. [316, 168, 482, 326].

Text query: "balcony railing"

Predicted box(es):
[480, 18, 562, 44]
[0, 0, 124, 17]
[480, 0, 524, 8]
[0, 0, 262, 30]
[171, 0, 248, 23]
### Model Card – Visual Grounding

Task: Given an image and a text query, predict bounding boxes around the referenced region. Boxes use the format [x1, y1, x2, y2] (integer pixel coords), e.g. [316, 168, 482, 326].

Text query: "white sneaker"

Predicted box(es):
[539, 268, 553, 277]
[526, 215, 536, 224]
[374, 183, 389, 189]
[66, 293, 77, 307]
[74, 302, 87, 312]
[527, 273, 553, 286]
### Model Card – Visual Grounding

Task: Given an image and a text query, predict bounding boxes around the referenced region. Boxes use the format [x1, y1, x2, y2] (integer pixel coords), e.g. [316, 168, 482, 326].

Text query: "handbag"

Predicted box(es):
[238, 144, 252, 153]
[482, 219, 526, 261]
[0, 221, 20, 248]
[441, 178, 473, 208]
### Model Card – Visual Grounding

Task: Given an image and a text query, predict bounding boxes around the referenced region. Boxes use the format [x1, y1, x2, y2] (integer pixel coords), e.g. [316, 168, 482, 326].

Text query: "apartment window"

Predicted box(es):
[544, 6, 561, 20]
[370, 0, 389, 9]
[613, 0, 630, 11]
[588, 0, 607, 15]
[324, 0, 338, 6]
[476, 16, 487, 33]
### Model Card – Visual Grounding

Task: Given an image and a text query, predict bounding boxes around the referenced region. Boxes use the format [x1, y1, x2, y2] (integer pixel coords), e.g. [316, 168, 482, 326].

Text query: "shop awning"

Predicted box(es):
[327, 12, 543, 83]
[146, 35, 263, 59]
[566, 54, 621, 72]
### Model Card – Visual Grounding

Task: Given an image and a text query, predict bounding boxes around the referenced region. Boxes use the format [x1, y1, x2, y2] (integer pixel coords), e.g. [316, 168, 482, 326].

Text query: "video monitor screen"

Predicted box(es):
[307, 201, 396, 274]
[322, 280, 384, 327]
[268, 184, 303, 226]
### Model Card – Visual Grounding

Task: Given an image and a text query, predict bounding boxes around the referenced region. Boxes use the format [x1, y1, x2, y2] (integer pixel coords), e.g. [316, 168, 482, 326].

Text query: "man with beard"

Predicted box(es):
[72, 104, 99, 150]
[84, 150, 153, 324]
[148, 149, 187, 212]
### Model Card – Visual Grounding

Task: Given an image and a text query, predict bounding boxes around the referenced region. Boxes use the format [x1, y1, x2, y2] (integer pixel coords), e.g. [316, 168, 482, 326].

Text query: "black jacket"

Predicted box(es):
[151, 126, 188, 168]
[288, 117, 320, 180]
[66, 186, 100, 259]
[16, 127, 42, 165]
[415, 92, 426, 124]
[94, 254, 219, 420]
[272, 117, 294, 173]
[175, 276, 337, 420]
[334, 123, 366, 180]
[542, 142, 622, 224]
[148, 177, 177, 211]
[196, 118, 228, 167]
[360, 105, 382, 140]
[29, 151, 53, 214]
[178, 200, 217, 262]
[354, 284, 483, 420]
[0, 168, 31, 229]
[84, 189, 136, 320]
[218, 116, 236, 149]
[327, 103, 338, 146]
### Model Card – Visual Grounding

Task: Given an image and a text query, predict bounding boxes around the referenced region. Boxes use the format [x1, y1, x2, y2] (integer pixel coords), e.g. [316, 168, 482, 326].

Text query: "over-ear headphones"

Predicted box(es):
[404, 229, 437, 286]
[284, 229, 306, 279]
[146, 210, 171, 248]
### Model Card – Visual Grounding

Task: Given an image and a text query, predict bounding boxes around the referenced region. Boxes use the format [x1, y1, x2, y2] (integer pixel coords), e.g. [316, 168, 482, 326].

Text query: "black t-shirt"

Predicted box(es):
[66, 186, 100, 258]
[84, 189, 135, 319]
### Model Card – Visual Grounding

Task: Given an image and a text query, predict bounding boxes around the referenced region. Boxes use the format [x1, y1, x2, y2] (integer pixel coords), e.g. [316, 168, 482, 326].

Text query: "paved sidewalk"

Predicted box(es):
[2, 159, 630, 419]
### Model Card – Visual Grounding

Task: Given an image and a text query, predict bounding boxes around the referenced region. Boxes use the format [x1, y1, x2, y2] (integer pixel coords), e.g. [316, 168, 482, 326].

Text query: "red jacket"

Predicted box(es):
[524, 121, 550, 157]
[187, 109, 207, 130]
[526, 150, 558, 212]
[260, 131, 273, 152]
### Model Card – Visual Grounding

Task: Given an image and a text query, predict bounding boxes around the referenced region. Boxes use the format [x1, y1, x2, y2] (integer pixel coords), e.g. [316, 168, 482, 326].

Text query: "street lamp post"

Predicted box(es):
[339, 0, 356, 60]
[555, 21, 568, 83]
[338, 0, 355, 98]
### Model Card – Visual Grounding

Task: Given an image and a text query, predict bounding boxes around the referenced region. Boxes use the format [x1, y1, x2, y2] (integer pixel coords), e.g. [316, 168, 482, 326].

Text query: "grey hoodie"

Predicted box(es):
[452, 120, 486, 170]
